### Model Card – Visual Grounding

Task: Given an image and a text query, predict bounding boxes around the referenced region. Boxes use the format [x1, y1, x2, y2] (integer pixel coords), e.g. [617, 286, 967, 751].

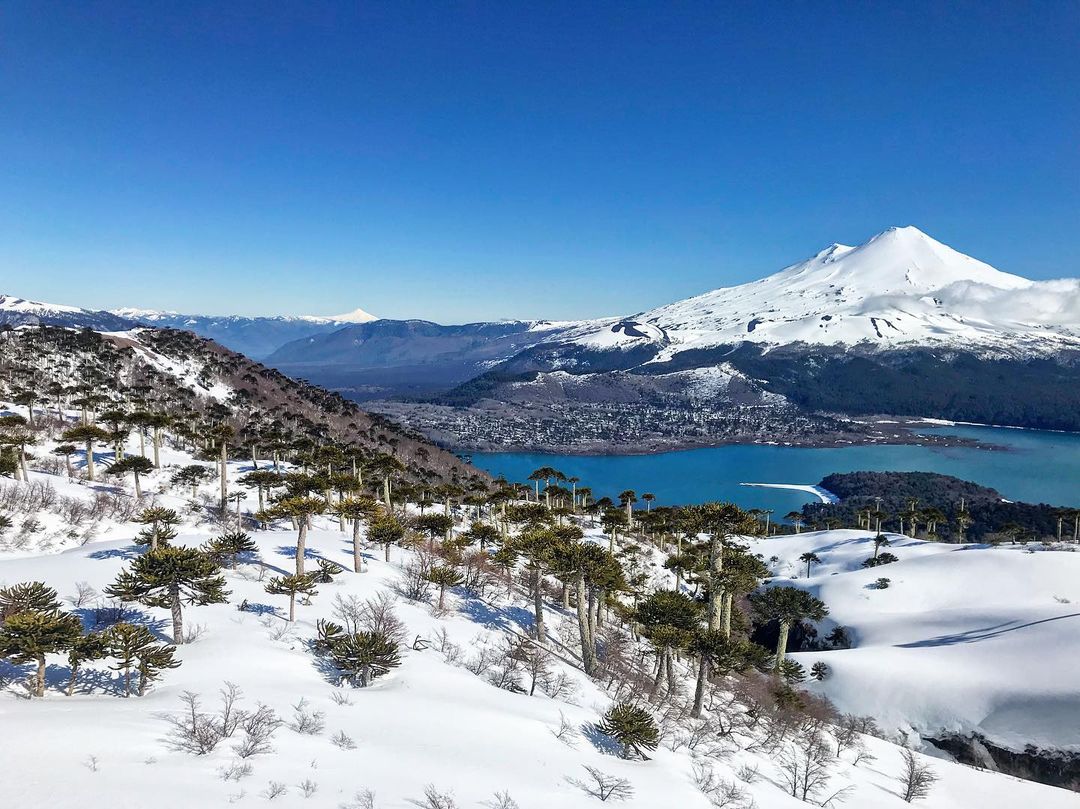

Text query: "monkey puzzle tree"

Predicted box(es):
[425, 565, 464, 611]
[106, 547, 229, 644]
[61, 423, 111, 481]
[172, 463, 213, 499]
[415, 512, 454, 549]
[799, 552, 821, 578]
[134, 506, 182, 551]
[107, 455, 155, 499]
[749, 585, 828, 671]
[53, 443, 78, 478]
[0, 609, 83, 697]
[106, 622, 180, 696]
[265, 573, 318, 622]
[367, 510, 406, 563]
[66, 631, 109, 696]
[597, 702, 659, 760]
[329, 630, 401, 687]
[267, 495, 325, 575]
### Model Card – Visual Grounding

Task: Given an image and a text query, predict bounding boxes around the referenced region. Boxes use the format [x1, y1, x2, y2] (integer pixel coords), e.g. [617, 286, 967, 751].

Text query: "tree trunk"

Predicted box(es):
[64, 454, 72, 478]
[773, 620, 791, 670]
[67, 664, 78, 696]
[19, 447, 29, 482]
[153, 428, 161, 468]
[707, 534, 724, 631]
[289, 592, 296, 622]
[133, 472, 142, 499]
[35, 655, 46, 697]
[576, 574, 596, 675]
[170, 582, 184, 644]
[138, 668, 148, 696]
[384, 542, 391, 563]
[296, 521, 308, 574]
[691, 654, 708, 717]
[722, 592, 733, 639]
[383, 476, 392, 511]
[352, 519, 363, 573]
[531, 568, 546, 643]
[219, 441, 228, 509]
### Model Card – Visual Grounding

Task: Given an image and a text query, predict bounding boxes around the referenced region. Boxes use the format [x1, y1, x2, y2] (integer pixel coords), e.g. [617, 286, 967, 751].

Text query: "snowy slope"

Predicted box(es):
[0, 445, 1075, 808]
[746, 530, 1080, 755]
[0, 295, 139, 331]
[557, 227, 1080, 359]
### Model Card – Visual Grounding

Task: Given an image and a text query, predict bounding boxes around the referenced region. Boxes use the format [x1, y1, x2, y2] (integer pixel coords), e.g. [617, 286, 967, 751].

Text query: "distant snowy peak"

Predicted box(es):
[0, 294, 140, 331]
[299, 306, 379, 324]
[562, 226, 1080, 357]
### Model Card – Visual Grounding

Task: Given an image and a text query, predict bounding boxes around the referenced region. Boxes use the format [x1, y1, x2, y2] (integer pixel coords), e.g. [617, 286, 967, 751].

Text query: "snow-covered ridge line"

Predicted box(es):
[556, 226, 1080, 357]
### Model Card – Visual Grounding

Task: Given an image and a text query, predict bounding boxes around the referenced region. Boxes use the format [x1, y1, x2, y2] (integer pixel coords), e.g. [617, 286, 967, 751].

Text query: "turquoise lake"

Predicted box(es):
[471, 425, 1080, 514]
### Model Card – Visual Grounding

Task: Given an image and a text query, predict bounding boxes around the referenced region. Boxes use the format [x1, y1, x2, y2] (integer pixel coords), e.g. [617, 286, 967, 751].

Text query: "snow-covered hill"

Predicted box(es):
[747, 530, 1080, 765]
[0, 427, 1075, 807]
[109, 308, 378, 358]
[559, 227, 1080, 359]
[0, 295, 140, 331]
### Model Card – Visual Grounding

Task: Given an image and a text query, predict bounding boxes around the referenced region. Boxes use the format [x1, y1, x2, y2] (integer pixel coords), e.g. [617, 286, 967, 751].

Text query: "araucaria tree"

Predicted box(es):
[265, 573, 318, 622]
[107, 455, 155, 498]
[327, 630, 401, 687]
[106, 622, 180, 696]
[267, 496, 325, 574]
[61, 423, 111, 481]
[106, 547, 230, 643]
[749, 585, 829, 671]
[0, 608, 83, 697]
[334, 495, 378, 572]
[597, 702, 659, 760]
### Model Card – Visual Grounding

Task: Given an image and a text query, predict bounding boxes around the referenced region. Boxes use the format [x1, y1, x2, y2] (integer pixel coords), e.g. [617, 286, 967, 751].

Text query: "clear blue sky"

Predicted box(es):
[1, 2, 1077, 322]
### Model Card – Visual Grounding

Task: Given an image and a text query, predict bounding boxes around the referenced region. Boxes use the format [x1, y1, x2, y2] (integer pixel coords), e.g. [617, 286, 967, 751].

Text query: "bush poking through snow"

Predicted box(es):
[331, 729, 357, 749]
[325, 629, 402, 687]
[407, 784, 457, 809]
[596, 702, 660, 760]
[567, 766, 634, 802]
[288, 698, 326, 735]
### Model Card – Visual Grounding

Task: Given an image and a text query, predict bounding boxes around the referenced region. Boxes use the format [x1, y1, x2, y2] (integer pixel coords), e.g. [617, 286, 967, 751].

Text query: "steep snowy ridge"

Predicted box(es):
[557, 227, 1080, 359]
[0, 295, 140, 331]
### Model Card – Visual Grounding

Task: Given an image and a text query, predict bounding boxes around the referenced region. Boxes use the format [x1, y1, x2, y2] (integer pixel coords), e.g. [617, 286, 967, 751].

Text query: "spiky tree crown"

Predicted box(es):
[106, 547, 229, 608]
[597, 702, 659, 759]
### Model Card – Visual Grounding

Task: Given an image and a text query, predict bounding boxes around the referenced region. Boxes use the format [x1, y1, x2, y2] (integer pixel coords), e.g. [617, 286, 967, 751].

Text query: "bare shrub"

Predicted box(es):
[219, 760, 254, 782]
[485, 792, 519, 809]
[407, 784, 457, 809]
[288, 698, 326, 735]
[68, 581, 98, 608]
[398, 551, 435, 601]
[340, 789, 377, 809]
[898, 748, 938, 802]
[162, 692, 225, 755]
[234, 703, 283, 758]
[331, 730, 358, 750]
[567, 766, 634, 802]
[261, 781, 288, 800]
[777, 730, 835, 803]
[692, 762, 755, 808]
[329, 689, 354, 707]
[298, 778, 319, 798]
[552, 711, 579, 747]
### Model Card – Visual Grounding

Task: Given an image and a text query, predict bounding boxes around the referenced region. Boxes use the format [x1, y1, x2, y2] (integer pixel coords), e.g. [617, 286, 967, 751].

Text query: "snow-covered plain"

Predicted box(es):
[748, 530, 1080, 754]
[0, 427, 1076, 808]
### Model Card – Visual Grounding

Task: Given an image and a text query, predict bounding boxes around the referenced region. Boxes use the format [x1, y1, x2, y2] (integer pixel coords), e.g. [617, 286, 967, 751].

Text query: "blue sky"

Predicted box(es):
[1, 2, 1077, 322]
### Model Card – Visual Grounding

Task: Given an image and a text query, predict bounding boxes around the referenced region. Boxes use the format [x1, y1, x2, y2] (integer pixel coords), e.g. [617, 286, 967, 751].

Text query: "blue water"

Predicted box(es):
[471, 425, 1080, 514]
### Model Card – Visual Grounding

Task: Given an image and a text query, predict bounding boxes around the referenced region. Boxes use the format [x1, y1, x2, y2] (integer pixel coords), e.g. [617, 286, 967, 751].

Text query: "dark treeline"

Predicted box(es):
[802, 471, 1080, 543]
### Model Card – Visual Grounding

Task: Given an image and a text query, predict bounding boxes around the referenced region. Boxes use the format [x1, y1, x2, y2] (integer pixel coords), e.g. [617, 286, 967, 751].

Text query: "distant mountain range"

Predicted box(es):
[4, 226, 1079, 447]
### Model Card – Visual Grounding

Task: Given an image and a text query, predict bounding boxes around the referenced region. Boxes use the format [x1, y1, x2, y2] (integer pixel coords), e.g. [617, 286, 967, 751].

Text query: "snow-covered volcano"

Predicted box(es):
[562, 226, 1080, 359]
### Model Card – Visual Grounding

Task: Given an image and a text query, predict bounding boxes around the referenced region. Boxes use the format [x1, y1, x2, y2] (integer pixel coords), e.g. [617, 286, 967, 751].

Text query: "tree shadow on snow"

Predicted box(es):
[459, 598, 535, 634]
[87, 545, 141, 561]
[582, 722, 623, 757]
[898, 612, 1080, 647]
